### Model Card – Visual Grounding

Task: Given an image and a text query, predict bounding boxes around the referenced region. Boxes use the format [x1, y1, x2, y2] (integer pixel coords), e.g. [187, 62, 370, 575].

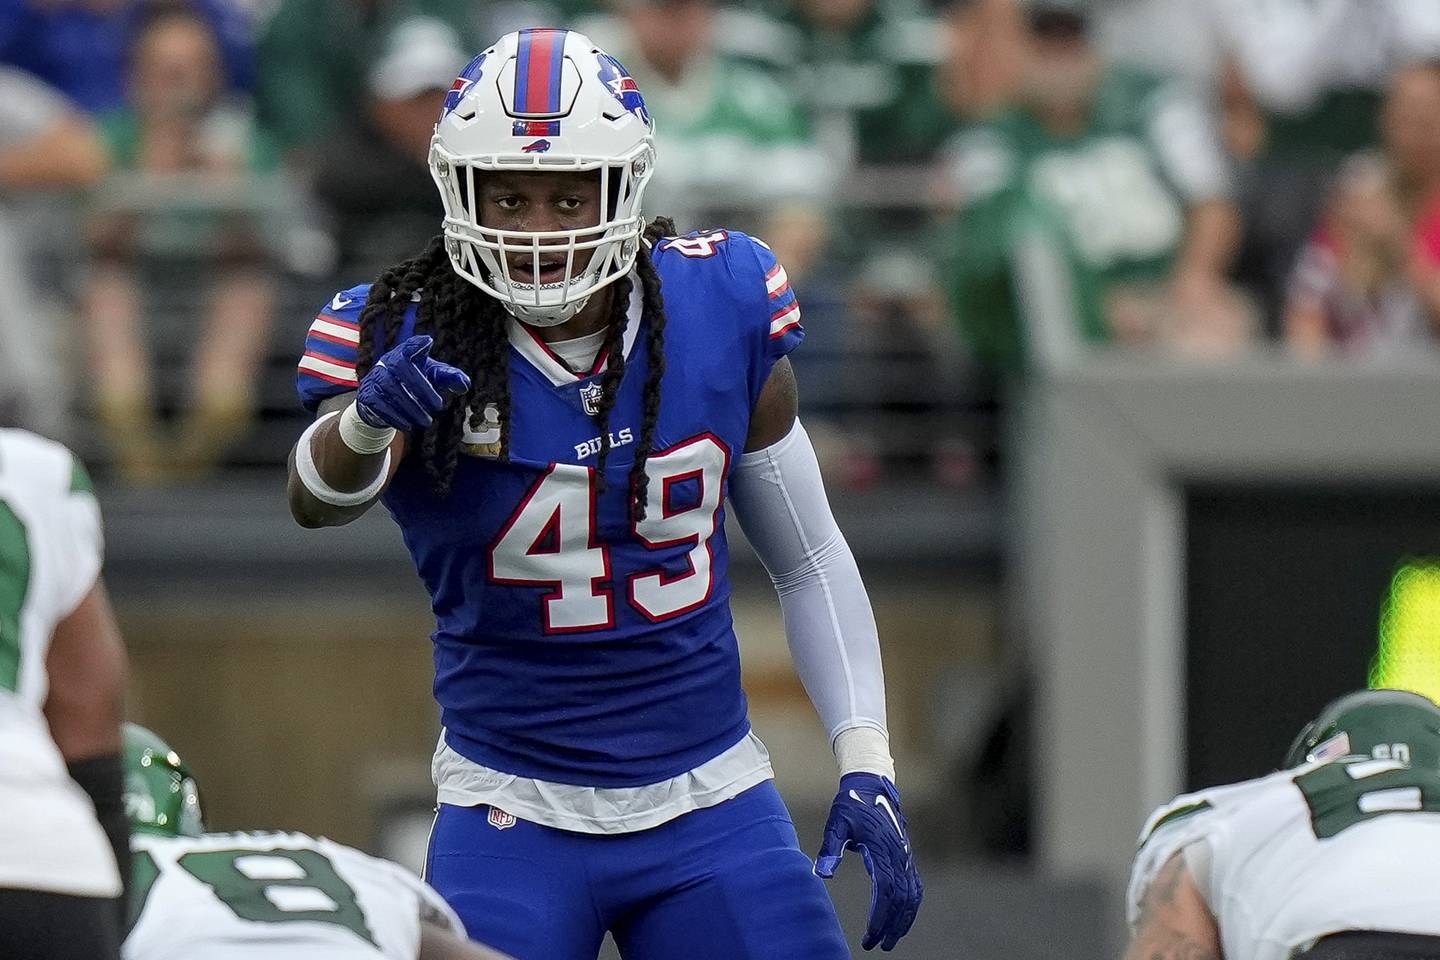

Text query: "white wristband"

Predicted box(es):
[834, 726, 896, 781]
[338, 401, 397, 455]
[296, 411, 391, 507]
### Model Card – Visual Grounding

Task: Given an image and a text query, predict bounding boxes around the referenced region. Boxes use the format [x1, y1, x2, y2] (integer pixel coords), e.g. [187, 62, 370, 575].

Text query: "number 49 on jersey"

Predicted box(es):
[488, 435, 729, 633]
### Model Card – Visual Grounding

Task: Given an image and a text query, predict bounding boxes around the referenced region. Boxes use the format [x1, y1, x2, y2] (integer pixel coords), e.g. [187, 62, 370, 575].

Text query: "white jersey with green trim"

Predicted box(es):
[1129, 757, 1440, 960]
[126, 831, 465, 960]
[0, 428, 117, 897]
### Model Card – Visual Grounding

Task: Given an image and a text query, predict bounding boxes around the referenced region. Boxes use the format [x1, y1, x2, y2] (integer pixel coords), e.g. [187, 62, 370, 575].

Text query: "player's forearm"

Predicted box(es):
[68, 753, 130, 925]
[311, 410, 393, 488]
[1124, 928, 1222, 960]
[45, 580, 130, 922]
[777, 545, 894, 776]
[1126, 854, 1223, 960]
[730, 421, 894, 774]
[288, 408, 400, 528]
[44, 581, 126, 762]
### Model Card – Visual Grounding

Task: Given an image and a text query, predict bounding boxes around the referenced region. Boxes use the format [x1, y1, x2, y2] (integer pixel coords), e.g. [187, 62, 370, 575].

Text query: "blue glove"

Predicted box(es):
[355, 335, 471, 431]
[814, 773, 923, 951]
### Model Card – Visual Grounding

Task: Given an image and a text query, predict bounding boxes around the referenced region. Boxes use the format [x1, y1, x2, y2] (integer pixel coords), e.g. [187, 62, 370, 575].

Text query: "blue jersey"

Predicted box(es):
[297, 231, 803, 787]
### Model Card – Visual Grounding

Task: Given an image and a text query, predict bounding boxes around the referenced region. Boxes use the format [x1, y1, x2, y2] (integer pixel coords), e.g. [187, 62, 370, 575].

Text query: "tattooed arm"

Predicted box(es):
[1123, 852, 1223, 960]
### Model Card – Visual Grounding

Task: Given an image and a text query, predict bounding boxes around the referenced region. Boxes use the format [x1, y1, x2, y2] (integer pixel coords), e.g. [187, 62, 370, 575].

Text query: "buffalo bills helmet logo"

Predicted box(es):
[440, 52, 488, 118]
[521, 139, 552, 154]
[595, 53, 651, 127]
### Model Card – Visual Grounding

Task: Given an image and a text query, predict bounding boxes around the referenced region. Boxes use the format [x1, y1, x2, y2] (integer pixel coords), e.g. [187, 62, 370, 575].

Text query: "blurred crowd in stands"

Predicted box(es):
[2, 0, 1440, 486]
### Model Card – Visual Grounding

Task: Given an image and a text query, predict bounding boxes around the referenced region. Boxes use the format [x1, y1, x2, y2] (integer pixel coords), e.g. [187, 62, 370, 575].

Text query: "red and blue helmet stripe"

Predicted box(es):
[514, 28, 567, 116]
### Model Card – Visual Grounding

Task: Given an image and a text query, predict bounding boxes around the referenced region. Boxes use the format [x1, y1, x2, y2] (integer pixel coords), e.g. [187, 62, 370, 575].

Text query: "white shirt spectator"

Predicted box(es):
[0, 68, 97, 434]
[1210, 0, 1440, 114]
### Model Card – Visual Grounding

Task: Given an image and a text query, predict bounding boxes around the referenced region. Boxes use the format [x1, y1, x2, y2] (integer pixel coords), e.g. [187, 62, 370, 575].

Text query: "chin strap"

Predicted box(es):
[504, 295, 590, 327]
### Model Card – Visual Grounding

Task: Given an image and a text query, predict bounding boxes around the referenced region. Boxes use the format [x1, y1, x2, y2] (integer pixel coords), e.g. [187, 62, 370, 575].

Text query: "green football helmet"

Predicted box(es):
[123, 723, 204, 837]
[1284, 688, 1440, 770]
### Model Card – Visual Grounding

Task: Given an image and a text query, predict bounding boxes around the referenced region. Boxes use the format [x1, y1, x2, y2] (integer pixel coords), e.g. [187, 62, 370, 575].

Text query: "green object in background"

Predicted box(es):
[256, 0, 479, 152]
[1264, 88, 1383, 163]
[937, 66, 1211, 373]
[640, 54, 818, 164]
[947, 67, 1190, 290]
[940, 183, 1107, 374]
[1372, 561, 1440, 705]
[777, 0, 956, 165]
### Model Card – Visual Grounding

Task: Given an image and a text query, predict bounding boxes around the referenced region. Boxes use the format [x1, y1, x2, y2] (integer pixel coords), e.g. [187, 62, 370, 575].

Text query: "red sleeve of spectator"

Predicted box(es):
[1415, 198, 1440, 267]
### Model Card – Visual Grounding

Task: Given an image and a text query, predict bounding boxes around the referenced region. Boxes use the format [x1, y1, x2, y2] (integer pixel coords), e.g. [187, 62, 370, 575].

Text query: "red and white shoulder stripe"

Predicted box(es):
[769, 302, 801, 340]
[297, 312, 360, 387]
[765, 263, 801, 340]
[308, 315, 360, 348]
[297, 353, 358, 387]
[765, 263, 791, 301]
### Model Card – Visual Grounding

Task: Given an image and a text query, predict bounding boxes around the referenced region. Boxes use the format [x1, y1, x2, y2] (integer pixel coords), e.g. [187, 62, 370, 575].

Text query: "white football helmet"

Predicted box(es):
[429, 29, 657, 326]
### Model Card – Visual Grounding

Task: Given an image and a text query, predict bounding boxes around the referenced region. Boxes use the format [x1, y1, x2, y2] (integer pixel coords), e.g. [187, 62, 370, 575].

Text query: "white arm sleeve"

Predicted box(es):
[728, 420, 892, 776]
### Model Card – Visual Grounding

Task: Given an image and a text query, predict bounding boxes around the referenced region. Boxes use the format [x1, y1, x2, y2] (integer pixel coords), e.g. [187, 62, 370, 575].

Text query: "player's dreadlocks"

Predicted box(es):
[353, 217, 674, 522]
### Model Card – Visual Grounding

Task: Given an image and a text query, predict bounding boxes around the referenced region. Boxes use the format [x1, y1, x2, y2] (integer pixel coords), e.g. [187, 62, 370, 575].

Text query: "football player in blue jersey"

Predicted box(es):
[287, 28, 922, 960]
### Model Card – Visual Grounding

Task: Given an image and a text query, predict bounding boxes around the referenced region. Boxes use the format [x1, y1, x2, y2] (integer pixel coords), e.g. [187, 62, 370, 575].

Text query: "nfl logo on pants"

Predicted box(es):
[487, 806, 517, 830]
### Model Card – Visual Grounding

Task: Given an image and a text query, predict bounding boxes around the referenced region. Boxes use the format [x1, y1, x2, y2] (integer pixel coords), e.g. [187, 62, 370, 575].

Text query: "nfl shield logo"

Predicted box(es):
[487, 806, 517, 830]
[580, 381, 603, 416]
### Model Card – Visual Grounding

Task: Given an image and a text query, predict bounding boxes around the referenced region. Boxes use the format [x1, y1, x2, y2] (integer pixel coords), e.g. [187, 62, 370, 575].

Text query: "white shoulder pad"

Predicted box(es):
[1127, 790, 1226, 929]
